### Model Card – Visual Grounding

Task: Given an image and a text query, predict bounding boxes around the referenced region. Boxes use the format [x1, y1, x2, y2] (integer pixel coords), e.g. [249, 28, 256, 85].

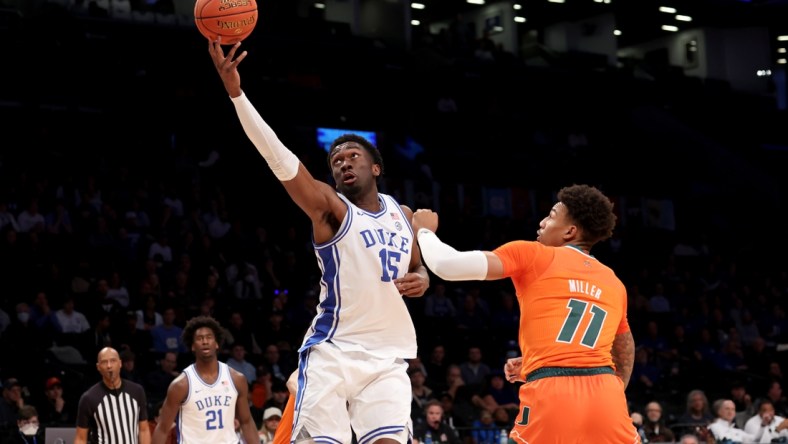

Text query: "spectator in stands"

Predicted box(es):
[258, 376, 285, 413]
[136, 294, 163, 332]
[119, 349, 145, 385]
[226, 342, 256, 387]
[472, 371, 519, 416]
[54, 294, 91, 335]
[410, 367, 435, 428]
[106, 271, 131, 308]
[678, 433, 700, 444]
[458, 345, 491, 389]
[261, 343, 291, 383]
[12, 405, 42, 444]
[257, 407, 281, 444]
[116, 312, 153, 362]
[39, 377, 76, 428]
[642, 400, 675, 443]
[0, 201, 20, 233]
[630, 412, 648, 444]
[743, 398, 788, 442]
[423, 282, 457, 337]
[470, 408, 498, 444]
[757, 380, 788, 418]
[17, 199, 45, 233]
[729, 379, 755, 428]
[224, 311, 261, 358]
[413, 399, 461, 444]
[145, 351, 179, 409]
[150, 307, 186, 355]
[708, 398, 756, 443]
[0, 378, 25, 440]
[424, 344, 450, 393]
[677, 389, 714, 428]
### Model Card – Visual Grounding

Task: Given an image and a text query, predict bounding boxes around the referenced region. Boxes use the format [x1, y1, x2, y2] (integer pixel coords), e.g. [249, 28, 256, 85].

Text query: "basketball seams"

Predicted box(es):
[194, 0, 257, 43]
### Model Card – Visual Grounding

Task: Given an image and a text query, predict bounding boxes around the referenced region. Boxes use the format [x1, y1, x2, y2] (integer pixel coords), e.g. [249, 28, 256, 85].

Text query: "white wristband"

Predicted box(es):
[231, 92, 300, 181]
[417, 229, 488, 281]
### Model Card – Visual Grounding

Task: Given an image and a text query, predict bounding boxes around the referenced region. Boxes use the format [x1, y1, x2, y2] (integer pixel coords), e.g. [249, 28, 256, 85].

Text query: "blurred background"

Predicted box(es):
[0, 0, 787, 443]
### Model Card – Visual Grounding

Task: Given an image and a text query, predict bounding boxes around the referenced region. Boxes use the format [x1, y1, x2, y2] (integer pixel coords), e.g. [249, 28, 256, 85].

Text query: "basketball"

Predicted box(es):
[194, 0, 258, 45]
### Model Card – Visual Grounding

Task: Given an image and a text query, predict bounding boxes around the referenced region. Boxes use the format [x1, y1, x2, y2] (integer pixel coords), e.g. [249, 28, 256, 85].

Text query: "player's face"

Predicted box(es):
[192, 327, 219, 359]
[330, 142, 380, 198]
[536, 202, 573, 247]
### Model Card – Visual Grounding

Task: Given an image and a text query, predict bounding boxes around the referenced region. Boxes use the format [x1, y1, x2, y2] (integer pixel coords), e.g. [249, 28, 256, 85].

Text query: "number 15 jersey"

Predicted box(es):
[299, 192, 418, 360]
[178, 362, 239, 444]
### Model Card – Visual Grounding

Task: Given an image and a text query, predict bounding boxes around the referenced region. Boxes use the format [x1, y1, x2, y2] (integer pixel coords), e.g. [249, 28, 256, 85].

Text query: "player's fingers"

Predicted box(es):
[225, 41, 240, 59]
[233, 50, 248, 65]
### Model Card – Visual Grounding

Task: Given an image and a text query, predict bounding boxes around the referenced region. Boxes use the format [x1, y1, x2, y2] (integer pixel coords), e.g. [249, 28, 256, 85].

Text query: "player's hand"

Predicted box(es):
[412, 209, 439, 233]
[208, 37, 245, 98]
[504, 357, 525, 383]
[394, 271, 429, 297]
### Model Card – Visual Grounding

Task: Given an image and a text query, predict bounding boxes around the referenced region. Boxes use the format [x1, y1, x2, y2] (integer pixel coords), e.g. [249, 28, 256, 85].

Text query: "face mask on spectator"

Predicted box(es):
[20, 424, 38, 436]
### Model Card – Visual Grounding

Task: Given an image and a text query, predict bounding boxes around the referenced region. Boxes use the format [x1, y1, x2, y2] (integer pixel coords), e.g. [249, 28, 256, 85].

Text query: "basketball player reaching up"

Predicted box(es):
[152, 316, 258, 444]
[207, 39, 429, 444]
[412, 184, 639, 444]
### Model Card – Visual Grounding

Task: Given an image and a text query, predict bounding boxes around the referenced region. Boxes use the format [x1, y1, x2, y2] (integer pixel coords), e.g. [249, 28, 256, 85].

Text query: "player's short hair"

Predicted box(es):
[557, 184, 616, 245]
[182, 316, 224, 350]
[327, 134, 384, 175]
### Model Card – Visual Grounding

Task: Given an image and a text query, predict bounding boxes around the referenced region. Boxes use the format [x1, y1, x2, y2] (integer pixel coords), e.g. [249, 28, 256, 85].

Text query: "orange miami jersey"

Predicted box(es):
[493, 241, 629, 377]
[494, 241, 639, 444]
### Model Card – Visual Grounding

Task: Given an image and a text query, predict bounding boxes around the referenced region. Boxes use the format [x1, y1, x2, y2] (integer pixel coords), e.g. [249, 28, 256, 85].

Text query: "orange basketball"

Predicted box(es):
[194, 0, 258, 45]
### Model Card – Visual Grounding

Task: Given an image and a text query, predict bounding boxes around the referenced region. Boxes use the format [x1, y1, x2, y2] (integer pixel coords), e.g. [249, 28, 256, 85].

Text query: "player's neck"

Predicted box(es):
[352, 192, 382, 213]
[566, 243, 590, 255]
[195, 359, 220, 381]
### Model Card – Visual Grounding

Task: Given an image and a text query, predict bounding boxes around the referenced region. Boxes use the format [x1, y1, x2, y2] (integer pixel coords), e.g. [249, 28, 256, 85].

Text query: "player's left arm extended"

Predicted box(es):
[611, 330, 635, 388]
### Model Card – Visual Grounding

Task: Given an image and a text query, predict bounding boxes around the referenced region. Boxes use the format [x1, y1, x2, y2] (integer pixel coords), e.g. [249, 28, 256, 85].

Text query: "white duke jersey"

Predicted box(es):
[299, 192, 418, 359]
[178, 362, 239, 444]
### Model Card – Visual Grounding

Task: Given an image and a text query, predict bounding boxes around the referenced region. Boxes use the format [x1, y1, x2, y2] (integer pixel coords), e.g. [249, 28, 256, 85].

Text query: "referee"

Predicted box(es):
[74, 347, 151, 444]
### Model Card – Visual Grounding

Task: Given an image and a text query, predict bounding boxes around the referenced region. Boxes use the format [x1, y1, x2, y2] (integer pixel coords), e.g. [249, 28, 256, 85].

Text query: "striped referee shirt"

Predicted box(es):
[76, 379, 148, 444]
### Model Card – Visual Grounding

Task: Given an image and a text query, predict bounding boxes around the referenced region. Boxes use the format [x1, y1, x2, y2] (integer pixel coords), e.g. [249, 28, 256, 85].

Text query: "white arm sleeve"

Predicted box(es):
[417, 228, 488, 281]
[230, 92, 300, 181]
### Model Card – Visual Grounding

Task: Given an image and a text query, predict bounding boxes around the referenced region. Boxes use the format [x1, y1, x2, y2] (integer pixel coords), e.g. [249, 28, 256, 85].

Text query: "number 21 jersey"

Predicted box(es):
[178, 362, 238, 444]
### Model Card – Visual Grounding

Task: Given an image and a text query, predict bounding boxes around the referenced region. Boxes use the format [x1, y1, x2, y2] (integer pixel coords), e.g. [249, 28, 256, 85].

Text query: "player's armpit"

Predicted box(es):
[611, 331, 635, 388]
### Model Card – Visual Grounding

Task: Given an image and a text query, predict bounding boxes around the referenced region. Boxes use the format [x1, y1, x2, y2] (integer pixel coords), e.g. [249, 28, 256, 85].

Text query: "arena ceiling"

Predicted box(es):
[412, 0, 788, 47]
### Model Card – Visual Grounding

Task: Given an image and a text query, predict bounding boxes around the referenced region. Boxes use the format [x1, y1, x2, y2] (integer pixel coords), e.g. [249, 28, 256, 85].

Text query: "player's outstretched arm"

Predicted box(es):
[412, 209, 504, 281]
[207, 39, 343, 229]
[152, 375, 188, 444]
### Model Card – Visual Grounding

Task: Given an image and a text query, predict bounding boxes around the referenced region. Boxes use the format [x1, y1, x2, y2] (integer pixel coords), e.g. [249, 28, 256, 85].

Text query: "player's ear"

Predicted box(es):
[563, 225, 578, 240]
[372, 164, 381, 177]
